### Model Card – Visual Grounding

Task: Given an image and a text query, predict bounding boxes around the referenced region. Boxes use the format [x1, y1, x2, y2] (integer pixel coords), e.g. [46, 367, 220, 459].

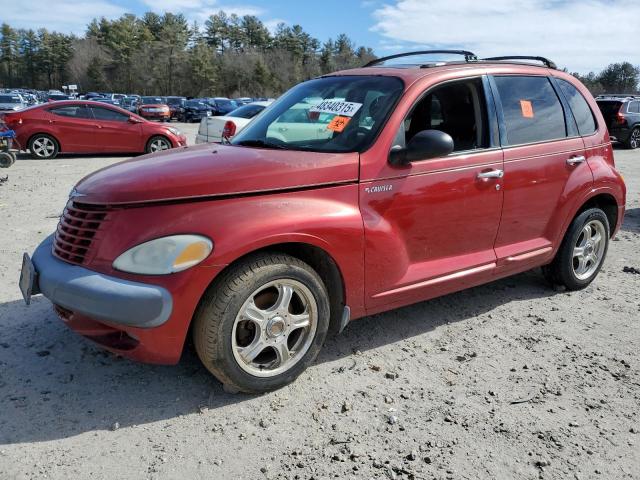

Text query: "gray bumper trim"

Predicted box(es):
[32, 235, 173, 328]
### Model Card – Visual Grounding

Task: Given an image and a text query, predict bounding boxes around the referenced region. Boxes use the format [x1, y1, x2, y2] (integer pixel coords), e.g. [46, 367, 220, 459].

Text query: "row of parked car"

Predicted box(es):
[0, 92, 275, 159]
[79, 92, 270, 123]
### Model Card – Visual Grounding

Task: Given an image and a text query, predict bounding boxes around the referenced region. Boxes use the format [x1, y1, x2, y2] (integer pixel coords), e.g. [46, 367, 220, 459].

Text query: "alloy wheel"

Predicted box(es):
[630, 128, 640, 149]
[572, 219, 606, 280]
[32, 137, 55, 158]
[149, 138, 170, 152]
[231, 279, 318, 377]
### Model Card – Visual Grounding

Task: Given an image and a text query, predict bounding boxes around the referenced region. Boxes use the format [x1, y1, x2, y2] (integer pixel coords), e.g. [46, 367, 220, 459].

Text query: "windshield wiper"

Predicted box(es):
[234, 139, 287, 149]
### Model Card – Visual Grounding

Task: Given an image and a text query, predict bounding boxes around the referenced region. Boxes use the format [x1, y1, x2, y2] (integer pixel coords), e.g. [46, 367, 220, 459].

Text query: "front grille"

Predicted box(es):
[52, 201, 109, 265]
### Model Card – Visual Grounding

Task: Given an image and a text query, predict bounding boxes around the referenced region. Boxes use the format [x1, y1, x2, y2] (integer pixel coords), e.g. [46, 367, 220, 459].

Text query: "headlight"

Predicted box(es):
[166, 127, 180, 135]
[113, 235, 212, 275]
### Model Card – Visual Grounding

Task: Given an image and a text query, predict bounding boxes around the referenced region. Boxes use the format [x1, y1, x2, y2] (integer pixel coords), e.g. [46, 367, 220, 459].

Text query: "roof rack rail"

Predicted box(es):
[364, 50, 478, 68]
[483, 56, 557, 69]
[595, 94, 640, 99]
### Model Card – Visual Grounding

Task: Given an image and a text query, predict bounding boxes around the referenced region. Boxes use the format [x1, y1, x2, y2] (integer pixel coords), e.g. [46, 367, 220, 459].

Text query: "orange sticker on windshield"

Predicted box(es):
[327, 116, 350, 132]
[520, 100, 534, 118]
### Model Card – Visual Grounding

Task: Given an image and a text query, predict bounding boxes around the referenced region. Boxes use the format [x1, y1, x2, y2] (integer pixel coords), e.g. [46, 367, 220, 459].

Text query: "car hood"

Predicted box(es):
[74, 143, 359, 205]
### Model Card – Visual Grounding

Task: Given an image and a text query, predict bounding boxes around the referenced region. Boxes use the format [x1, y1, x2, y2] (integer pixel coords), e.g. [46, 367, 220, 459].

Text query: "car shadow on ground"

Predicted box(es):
[0, 270, 555, 444]
[621, 207, 639, 234]
[14, 152, 138, 161]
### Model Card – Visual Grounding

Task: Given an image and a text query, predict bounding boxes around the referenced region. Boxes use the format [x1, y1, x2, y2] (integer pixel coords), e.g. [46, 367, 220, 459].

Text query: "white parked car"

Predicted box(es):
[195, 101, 272, 144]
[0, 94, 27, 112]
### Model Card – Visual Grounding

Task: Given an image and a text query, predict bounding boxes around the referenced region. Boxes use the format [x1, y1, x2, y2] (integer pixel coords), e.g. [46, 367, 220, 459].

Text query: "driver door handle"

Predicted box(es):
[566, 155, 586, 165]
[477, 169, 504, 179]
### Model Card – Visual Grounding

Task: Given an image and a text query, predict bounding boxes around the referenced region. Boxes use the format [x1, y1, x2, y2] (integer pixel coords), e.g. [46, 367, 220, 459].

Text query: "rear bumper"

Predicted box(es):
[609, 127, 630, 142]
[32, 235, 173, 328]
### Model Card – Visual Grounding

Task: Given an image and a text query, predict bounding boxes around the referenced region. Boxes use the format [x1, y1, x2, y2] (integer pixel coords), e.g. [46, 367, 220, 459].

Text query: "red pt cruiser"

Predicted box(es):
[20, 52, 626, 393]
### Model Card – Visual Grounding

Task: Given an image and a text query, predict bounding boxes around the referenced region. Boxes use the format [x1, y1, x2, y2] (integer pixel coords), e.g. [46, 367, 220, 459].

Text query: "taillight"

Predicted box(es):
[223, 120, 236, 138]
[615, 108, 627, 126]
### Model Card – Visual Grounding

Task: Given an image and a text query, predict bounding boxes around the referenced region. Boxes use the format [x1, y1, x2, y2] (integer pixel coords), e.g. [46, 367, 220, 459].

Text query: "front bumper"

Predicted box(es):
[31, 235, 173, 328]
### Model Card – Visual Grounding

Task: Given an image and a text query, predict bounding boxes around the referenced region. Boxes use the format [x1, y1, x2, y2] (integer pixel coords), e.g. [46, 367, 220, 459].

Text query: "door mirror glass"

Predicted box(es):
[389, 129, 454, 165]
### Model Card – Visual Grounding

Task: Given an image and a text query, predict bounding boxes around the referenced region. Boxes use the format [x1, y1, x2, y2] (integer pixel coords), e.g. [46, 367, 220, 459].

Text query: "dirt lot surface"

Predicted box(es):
[0, 125, 638, 480]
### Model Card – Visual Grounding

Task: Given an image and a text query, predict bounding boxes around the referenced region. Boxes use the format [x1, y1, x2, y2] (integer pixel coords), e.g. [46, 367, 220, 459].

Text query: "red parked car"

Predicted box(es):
[3, 100, 186, 159]
[20, 51, 626, 393]
[137, 96, 171, 122]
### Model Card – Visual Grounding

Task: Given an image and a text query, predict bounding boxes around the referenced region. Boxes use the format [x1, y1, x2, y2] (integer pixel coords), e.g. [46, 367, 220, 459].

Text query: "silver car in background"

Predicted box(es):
[0, 94, 27, 112]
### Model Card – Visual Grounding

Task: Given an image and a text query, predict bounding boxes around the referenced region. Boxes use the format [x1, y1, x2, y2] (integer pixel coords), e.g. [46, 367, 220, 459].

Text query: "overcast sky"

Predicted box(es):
[3, 0, 639, 73]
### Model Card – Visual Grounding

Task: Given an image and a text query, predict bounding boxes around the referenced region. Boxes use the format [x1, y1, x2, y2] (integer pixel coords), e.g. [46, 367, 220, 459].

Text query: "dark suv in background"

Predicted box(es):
[596, 94, 640, 149]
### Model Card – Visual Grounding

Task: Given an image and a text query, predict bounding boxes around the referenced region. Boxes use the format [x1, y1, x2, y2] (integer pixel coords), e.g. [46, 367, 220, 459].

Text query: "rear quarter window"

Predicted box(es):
[493, 76, 567, 146]
[556, 79, 597, 135]
[629, 101, 640, 114]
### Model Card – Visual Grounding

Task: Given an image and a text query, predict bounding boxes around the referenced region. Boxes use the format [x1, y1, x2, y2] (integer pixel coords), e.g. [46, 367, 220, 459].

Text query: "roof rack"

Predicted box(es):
[482, 56, 557, 69]
[364, 50, 478, 68]
[595, 94, 640, 99]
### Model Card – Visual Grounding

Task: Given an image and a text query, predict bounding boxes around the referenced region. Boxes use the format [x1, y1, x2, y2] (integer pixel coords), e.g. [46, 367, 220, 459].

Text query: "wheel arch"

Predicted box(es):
[574, 192, 619, 238]
[194, 241, 347, 337]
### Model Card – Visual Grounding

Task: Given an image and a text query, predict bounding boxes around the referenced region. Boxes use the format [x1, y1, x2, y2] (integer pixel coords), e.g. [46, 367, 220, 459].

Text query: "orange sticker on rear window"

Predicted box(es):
[327, 116, 351, 132]
[520, 100, 534, 118]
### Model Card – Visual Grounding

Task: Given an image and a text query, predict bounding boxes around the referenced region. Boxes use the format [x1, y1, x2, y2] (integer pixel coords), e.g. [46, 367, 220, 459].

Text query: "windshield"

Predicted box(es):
[141, 97, 164, 104]
[228, 104, 266, 119]
[166, 97, 184, 105]
[214, 99, 234, 109]
[596, 101, 622, 116]
[232, 75, 404, 153]
[186, 100, 206, 107]
[0, 95, 21, 103]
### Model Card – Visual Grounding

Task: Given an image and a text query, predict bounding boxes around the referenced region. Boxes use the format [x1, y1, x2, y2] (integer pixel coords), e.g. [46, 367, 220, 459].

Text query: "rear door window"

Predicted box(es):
[629, 101, 640, 114]
[493, 76, 567, 146]
[91, 106, 129, 122]
[556, 79, 597, 135]
[50, 105, 91, 119]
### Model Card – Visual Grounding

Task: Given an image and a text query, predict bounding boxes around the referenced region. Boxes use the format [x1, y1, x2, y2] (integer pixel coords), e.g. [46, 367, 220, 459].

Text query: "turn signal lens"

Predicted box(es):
[113, 235, 213, 275]
[173, 241, 211, 271]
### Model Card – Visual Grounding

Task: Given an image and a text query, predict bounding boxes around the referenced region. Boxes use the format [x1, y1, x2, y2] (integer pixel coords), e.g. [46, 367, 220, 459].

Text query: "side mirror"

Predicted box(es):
[128, 116, 143, 124]
[389, 129, 454, 166]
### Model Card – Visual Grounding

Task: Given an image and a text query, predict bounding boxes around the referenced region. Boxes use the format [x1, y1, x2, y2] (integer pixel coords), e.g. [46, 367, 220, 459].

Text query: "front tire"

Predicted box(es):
[543, 208, 610, 290]
[145, 135, 172, 154]
[28, 134, 59, 159]
[193, 253, 330, 393]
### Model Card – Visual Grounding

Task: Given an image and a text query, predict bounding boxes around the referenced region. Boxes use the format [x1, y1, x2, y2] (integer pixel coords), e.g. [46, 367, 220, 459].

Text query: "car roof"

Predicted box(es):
[327, 61, 563, 89]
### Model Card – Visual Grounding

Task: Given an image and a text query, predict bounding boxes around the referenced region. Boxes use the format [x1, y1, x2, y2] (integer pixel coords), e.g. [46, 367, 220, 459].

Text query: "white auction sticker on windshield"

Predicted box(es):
[309, 99, 362, 117]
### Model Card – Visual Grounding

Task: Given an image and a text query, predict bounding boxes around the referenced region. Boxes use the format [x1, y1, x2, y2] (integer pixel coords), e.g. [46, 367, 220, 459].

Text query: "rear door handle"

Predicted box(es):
[566, 155, 586, 165]
[477, 169, 504, 179]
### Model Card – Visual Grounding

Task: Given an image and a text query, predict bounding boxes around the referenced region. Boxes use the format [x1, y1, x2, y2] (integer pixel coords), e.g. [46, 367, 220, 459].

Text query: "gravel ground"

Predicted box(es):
[0, 126, 638, 480]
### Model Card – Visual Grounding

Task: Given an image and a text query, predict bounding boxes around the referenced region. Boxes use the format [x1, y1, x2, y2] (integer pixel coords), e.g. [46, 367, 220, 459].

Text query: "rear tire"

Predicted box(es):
[193, 253, 330, 393]
[28, 134, 59, 159]
[543, 208, 610, 291]
[626, 127, 640, 149]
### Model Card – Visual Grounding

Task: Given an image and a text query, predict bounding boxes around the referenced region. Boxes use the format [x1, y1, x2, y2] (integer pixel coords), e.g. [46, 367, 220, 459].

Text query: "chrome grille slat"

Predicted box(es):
[52, 201, 109, 265]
